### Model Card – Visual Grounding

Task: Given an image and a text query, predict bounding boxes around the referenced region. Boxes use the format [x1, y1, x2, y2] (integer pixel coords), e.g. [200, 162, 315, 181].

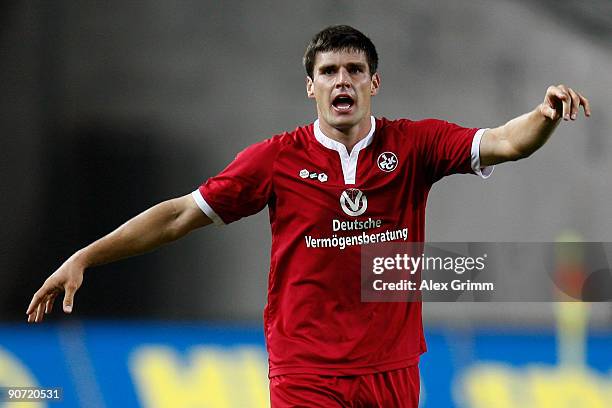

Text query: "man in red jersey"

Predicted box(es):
[28, 25, 590, 406]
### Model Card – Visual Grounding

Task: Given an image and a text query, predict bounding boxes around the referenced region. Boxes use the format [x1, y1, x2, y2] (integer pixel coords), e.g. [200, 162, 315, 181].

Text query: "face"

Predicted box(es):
[306, 50, 380, 133]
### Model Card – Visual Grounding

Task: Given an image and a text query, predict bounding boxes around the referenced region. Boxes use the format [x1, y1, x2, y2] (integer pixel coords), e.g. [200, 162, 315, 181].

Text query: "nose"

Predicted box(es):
[335, 68, 351, 89]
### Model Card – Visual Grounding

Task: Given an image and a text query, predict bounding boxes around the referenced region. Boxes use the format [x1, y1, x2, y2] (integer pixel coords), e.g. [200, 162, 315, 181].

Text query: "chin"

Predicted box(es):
[328, 116, 357, 129]
[331, 122, 355, 132]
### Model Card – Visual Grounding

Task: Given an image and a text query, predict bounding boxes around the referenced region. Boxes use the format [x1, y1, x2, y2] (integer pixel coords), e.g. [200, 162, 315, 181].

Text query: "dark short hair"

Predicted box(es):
[303, 25, 378, 78]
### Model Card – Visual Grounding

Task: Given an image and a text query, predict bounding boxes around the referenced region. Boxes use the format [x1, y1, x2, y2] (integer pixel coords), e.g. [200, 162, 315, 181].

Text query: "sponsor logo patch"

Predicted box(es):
[340, 188, 368, 216]
[299, 169, 328, 183]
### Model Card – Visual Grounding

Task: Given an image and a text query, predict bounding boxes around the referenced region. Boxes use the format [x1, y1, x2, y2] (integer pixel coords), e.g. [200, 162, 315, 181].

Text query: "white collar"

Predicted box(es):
[313, 116, 376, 156]
[313, 116, 376, 184]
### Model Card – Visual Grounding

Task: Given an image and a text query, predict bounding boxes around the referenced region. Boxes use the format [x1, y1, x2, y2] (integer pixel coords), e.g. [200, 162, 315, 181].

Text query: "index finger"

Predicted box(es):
[549, 86, 569, 101]
[556, 85, 571, 120]
[27, 285, 51, 315]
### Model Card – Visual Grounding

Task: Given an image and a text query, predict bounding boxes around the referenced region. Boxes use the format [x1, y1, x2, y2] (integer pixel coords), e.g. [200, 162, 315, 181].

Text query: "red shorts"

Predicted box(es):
[269, 365, 420, 407]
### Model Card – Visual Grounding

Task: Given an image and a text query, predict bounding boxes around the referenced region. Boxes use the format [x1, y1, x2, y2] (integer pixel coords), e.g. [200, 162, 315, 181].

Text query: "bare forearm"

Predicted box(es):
[71, 196, 209, 269]
[481, 85, 590, 166]
[489, 107, 559, 164]
[27, 194, 210, 322]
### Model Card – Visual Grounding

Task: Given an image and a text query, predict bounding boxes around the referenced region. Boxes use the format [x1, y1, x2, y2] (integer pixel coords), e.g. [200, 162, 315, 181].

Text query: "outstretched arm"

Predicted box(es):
[480, 84, 591, 166]
[26, 194, 211, 323]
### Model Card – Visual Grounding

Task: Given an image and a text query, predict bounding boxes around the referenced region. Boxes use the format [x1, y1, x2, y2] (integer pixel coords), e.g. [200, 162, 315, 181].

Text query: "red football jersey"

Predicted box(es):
[193, 117, 491, 376]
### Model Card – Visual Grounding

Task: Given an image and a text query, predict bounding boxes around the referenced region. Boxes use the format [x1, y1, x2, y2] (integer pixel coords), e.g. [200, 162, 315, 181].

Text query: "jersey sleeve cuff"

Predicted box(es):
[191, 189, 225, 225]
[471, 128, 494, 179]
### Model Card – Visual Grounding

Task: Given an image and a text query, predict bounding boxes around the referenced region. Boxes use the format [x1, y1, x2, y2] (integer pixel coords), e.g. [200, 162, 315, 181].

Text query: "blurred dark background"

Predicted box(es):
[2, 0, 611, 324]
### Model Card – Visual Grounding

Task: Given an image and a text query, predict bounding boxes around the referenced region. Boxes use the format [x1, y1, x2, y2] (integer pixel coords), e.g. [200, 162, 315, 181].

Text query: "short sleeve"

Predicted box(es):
[413, 119, 492, 183]
[192, 138, 281, 225]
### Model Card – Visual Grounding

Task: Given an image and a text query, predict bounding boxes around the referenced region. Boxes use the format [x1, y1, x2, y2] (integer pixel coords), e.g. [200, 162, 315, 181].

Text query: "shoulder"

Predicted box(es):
[237, 123, 314, 160]
[377, 117, 448, 133]
[376, 117, 450, 143]
[270, 123, 315, 150]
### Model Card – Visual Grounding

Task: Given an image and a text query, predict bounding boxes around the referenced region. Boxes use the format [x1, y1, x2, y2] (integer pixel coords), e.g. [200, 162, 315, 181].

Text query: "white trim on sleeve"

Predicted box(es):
[191, 189, 225, 225]
[471, 128, 494, 179]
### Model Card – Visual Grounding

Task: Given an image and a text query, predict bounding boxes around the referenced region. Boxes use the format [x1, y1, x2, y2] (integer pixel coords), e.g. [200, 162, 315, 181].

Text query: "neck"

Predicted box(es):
[317, 116, 373, 152]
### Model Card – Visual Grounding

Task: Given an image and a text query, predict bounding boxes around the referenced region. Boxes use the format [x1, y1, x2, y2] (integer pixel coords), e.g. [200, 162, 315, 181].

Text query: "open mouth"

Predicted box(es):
[332, 95, 354, 112]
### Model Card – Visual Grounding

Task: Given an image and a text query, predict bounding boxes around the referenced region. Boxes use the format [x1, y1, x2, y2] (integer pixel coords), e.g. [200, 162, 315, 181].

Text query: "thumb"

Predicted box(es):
[541, 103, 558, 121]
[63, 287, 76, 313]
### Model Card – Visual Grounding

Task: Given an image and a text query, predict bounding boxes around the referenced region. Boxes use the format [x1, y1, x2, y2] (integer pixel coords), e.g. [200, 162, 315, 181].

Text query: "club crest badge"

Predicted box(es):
[377, 152, 398, 172]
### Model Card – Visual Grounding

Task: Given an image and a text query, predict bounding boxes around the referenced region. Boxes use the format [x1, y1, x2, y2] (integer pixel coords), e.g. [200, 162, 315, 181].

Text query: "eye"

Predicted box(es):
[322, 67, 335, 75]
[349, 66, 362, 74]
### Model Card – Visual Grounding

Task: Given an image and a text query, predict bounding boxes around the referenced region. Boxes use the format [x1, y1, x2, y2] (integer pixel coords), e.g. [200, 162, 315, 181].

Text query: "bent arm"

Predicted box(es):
[27, 194, 211, 322]
[480, 84, 590, 166]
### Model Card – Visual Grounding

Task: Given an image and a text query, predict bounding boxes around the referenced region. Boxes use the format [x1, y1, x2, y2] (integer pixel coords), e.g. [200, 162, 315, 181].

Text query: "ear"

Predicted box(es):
[306, 76, 315, 99]
[370, 73, 381, 96]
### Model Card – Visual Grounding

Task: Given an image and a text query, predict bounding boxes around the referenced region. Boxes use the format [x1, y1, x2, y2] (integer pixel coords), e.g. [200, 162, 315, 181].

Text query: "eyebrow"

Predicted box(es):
[317, 62, 368, 73]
